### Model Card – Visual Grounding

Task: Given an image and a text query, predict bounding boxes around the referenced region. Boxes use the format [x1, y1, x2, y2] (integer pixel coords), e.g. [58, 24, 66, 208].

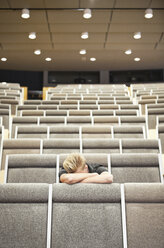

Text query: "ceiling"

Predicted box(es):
[0, 0, 164, 71]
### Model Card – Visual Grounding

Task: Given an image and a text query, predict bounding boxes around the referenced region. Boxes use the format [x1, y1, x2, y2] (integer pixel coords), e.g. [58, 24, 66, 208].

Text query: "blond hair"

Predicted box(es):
[63, 153, 86, 173]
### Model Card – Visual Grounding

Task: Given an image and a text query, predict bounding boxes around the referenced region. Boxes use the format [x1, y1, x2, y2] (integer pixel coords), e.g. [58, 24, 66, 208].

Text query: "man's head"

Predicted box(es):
[63, 153, 88, 173]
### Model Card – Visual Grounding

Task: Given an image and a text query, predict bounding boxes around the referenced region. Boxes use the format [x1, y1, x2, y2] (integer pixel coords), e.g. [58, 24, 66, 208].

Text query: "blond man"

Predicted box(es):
[59, 153, 113, 184]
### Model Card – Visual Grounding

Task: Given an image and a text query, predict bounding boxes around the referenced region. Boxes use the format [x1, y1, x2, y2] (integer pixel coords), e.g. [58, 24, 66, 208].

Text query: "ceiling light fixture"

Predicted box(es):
[21, 9, 30, 19]
[81, 32, 89, 39]
[134, 32, 141, 39]
[80, 49, 86, 55]
[145, 8, 153, 19]
[45, 57, 52, 61]
[83, 9, 92, 19]
[134, 57, 141, 62]
[125, 49, 132, 55]
[1, 57, 7, 62]
[34, 49, 41, 55]
[29, 32, 36, 39]
[90, 57, 96, 61]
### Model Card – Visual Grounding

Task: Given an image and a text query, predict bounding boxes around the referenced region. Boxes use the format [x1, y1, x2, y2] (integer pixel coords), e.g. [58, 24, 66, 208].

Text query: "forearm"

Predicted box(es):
[81, 173, 113, 184]
[60, 173, 97, 184]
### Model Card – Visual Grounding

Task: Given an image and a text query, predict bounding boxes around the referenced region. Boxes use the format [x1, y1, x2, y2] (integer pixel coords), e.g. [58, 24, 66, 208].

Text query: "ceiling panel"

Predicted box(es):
[0, 1, 163, 71]
[151, 0, 164, 8]
[107, 33, 160, 43]
[112, 10, 164, 24]
[109, 24, 164, 33]
[160, 34, 164, 43]
[50, 23, 108, 33]
[0, 33, 51, 43]
[0, 0, 9, 7]
[80, 0, 115, 8]
[115, 0, 150, 8]
[53, 44, 103, 50]
[0, 24, 49, 33]
[105, 43, 155, 50]
[48, 10, 111, 24]
[2, 43, 52, 50]
[8, 0, 45, 8]
[52, 33, 105, 43]
[157, 43, 164, 49]
[45, 0, 79, 8]
[0, 10, 47, 24]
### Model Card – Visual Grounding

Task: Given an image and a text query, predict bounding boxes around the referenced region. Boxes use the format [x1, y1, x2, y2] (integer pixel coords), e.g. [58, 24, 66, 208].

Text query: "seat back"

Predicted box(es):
[5, 154, 57, 183]
[0, 183, 49, 248]
[82, 139, 120, 153]
[43, 139, 80, 154]
[125, 183, 164, 248]
[51, 184, 123, 248]
[1, 139, 41, 170]
[110, 154, 161, 183]
[121, 139, 160, 154]
[16, 126, 48, 139]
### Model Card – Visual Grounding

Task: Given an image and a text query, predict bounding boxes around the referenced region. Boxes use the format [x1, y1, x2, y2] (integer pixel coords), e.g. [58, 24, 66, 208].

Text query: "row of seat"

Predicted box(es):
[0, 183, 163, 248]
[0, 138, 162, 170]
[16, 105, 141, 116]
[49, 95, 131, 101]
[19, 109, 140, 117]
[3, 153, 163, 184]
[10, 116, 148, 138]
[23, 99, 133, 105]
[14, 125, 146, 139]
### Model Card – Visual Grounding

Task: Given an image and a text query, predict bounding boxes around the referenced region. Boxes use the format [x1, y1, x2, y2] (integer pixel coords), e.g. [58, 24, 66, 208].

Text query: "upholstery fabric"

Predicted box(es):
[125, 183, 164, 248]
[51, 184, 123, 248]
[0, 184, 48, 248]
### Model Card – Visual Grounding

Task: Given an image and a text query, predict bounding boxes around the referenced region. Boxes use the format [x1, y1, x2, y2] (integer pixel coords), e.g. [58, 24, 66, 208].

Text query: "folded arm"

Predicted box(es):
[60, 173, 98, 184]
[80, 172, 113, 184]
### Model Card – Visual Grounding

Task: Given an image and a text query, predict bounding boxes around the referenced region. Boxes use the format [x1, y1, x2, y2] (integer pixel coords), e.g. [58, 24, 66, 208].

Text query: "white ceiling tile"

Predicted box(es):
[45, 0, 79, 8]
[0, 33, 51, 43]
[151, 0, 164, 8]
[52, 33, 105, 43]
[160, 35, 164, 43]
[115, 0, 150, 8]
[156, 43, 164, 49]
[0, 0, 10, 7]
[2, 43, 52, 50]
[109, 23, 164, 33]
[105, 43, 155, 50]
[50, 23, 108, 33]
[0, 10, 47, 24]
[0, 24, 49, 32]
[107, 33, 160, 43]
[80, 0, 115, 8]
[48, 10, 111, 24]
[53, 43, 103, 50]
[8, 0, 45, 8]
[112, 10, 164, 24]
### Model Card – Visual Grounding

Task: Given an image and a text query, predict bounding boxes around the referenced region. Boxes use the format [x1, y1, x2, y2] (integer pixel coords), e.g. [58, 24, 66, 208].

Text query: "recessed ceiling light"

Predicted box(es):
[1, 57, 7, 62]
[29, 32, 36, 39]
[45, 57, 52, 61]
[80, 49, 86, 55]
[2, 82, 7, 84]
[81, 32, 89, 39]
[34, 49, 41, 55]
[134, 32, 141, 39]
[83, 9, 92, 19]
[134, 57, 141, 62]
[90, 57, 96, 61]
[21, 9, 30, 19]
[145, 8, 153, 19]
[125, 49, 132, 55]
